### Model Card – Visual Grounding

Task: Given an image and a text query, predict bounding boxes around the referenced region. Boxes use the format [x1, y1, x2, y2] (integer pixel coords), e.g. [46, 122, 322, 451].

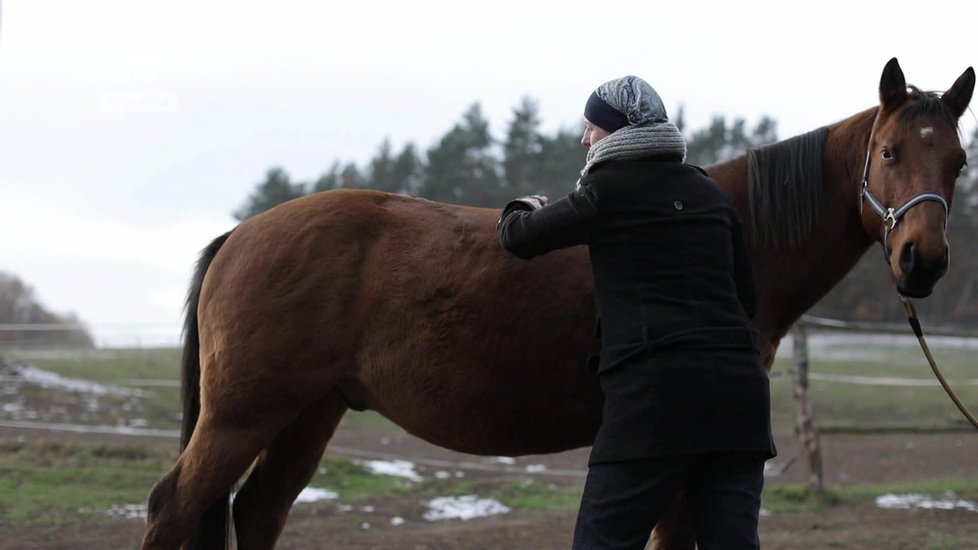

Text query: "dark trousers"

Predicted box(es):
[572, 452, 765, 550]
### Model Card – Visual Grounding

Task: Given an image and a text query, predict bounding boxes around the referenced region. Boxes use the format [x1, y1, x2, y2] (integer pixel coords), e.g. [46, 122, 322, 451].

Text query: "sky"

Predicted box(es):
[1, 1, 976, 346]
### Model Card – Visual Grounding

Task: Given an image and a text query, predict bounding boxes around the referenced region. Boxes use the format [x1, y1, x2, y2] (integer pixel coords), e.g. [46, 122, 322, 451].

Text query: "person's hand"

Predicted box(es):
[514, 194, 548, 210]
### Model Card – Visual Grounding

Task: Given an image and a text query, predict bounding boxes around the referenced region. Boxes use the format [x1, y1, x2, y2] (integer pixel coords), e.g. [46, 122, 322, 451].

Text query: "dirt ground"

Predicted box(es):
[2, 424, 976, 549]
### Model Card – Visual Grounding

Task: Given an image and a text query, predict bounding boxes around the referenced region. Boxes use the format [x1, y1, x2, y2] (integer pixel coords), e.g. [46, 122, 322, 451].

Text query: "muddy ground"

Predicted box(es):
[2, 422, 976, 549]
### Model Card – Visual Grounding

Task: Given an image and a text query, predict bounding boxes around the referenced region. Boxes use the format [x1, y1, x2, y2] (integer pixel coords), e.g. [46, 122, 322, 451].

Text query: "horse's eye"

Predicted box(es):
[881, 148, 894, 161]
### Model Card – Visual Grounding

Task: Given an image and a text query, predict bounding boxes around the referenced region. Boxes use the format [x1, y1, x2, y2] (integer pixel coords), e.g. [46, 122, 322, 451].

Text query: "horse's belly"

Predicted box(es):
[352, 361, 604, 457]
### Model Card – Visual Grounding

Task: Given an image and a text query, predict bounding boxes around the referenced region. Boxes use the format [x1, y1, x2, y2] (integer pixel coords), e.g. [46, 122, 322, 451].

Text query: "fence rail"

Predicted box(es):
[0, 323, 180, 348]
[790, 314, 977, 495]
[0, 323, 88, 331]
[799, 314, 978, 338]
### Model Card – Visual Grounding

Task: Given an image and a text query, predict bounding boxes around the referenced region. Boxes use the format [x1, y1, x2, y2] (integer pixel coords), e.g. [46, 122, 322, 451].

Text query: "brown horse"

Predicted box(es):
[142, 58, 974, 549]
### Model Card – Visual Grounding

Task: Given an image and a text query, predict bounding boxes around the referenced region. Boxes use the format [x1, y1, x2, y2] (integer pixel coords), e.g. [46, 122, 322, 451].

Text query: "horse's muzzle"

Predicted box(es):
[895, 240, 948, 298]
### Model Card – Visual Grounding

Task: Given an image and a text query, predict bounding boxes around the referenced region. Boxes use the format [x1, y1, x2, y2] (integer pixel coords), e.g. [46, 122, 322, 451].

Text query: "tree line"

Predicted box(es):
[228, 98, 976, 330]
[0, 271, 94, 347]
[233, 98, 778, 219]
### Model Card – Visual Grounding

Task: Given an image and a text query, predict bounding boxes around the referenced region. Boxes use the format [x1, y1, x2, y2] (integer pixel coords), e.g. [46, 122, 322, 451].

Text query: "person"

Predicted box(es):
[497, 75, 776, 549]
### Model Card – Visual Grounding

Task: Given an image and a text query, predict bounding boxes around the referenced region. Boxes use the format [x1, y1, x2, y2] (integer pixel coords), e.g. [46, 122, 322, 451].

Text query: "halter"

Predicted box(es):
[858, 110, 949, 258]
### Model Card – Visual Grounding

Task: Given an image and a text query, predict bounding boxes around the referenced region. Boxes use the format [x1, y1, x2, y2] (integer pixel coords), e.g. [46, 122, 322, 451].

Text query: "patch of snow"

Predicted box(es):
[525, 464, 547, 473]
[876, 492, 978, 512]
[295, 487, 339, 503]
[106, 504, 148, 519]
[80, 503, 147, 519]
[1, 363, 139, 396]
[494, 456, 517, 464]
[435, 470, 451, 479]
[359, 459, 423, 482]
[423, 495, 511, 521]
[391, 516, 405, 526]
[763, 460, 791, 477]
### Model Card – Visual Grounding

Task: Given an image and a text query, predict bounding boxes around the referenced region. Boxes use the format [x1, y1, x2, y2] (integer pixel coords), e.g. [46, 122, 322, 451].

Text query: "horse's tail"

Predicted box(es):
[181, 231, 233, 550]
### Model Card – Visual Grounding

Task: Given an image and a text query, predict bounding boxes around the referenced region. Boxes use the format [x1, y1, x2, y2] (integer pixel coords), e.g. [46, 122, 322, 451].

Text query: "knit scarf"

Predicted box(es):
[577, 122, 687, 187]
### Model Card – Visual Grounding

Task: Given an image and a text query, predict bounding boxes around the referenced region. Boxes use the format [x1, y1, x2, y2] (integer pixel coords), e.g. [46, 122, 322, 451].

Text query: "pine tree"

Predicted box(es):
[368, 139, 399, 193]
[503, 97, 545, 196]
[391, 143, 424, 195]
[420, 103, 502, 206]
[365, 139, 424, 195]
[313, 161, 342, 192]
[233, 167, 307, 220]
[339, 162, 365, 188]
[535, 126, 587, 200]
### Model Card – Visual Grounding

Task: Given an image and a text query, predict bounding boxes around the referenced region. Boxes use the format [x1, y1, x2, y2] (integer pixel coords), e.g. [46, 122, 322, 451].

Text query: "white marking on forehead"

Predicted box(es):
[920, 126, 935, 138]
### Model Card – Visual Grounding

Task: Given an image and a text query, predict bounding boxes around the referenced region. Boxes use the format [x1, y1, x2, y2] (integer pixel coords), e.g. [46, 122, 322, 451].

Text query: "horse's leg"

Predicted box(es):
[648, 491, 695, 550]
[233, 391, 348, 549]
[143, 413, 290, 549]
[145, 361, 328, 548]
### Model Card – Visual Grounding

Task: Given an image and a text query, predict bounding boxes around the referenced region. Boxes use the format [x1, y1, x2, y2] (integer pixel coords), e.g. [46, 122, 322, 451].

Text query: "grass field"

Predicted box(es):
[6, 332, 978, 433]
[1, 335, 977, 548]
[767, 333, 978, 432]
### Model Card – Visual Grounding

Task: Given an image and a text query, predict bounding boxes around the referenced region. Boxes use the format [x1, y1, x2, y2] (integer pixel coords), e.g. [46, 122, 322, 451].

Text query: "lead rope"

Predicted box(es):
[900, 296, 978, 430]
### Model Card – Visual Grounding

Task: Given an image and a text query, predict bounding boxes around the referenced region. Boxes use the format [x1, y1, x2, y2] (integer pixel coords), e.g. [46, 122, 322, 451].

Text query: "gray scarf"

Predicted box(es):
[577, 122, 687, 186]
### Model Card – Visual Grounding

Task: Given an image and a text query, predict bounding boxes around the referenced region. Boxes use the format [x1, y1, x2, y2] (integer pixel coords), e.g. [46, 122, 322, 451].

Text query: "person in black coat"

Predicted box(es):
[497, 75, 776, 550]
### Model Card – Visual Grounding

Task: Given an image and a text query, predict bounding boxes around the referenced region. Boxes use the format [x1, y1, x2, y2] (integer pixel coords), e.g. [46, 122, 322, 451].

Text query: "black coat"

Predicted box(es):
[498, 158, 776, 464]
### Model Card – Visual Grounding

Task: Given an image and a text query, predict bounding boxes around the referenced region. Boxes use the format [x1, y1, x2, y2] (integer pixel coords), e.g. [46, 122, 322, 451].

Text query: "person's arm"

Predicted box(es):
[730, 210, 758, 319]
[497, 183, 599, 259]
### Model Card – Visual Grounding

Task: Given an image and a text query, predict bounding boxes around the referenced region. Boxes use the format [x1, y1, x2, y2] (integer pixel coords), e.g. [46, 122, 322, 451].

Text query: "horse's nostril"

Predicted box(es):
[899, 241, 916, 274]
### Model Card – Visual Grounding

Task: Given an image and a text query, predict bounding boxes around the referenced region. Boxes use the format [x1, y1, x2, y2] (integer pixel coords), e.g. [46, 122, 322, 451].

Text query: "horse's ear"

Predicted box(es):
[879, 57, 907, 111]
[941, 66, 975, 120]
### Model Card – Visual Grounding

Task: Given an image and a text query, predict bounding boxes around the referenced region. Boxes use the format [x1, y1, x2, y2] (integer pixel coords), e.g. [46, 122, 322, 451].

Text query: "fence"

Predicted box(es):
[791, 314, 978, 495]
[0, 323, 181, 348]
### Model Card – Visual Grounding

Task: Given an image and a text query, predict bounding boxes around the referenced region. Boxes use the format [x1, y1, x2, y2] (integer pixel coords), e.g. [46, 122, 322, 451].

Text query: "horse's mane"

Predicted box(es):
[747, 126, 829, 250]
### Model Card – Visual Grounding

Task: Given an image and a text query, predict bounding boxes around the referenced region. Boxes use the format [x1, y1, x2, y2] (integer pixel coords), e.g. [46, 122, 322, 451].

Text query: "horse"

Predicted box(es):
[142, 58, 974, 549]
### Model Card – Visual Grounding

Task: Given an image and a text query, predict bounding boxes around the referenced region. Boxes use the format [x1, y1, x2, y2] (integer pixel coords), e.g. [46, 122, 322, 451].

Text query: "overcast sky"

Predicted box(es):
[1, 1, 976, 346]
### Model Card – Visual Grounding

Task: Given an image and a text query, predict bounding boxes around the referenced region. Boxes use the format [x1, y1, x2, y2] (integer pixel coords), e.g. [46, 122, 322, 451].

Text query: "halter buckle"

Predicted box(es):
[884, 208, 898, 230]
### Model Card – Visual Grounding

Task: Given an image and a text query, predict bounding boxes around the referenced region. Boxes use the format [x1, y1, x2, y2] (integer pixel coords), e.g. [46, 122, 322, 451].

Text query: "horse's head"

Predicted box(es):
[861, 58, 975, 298]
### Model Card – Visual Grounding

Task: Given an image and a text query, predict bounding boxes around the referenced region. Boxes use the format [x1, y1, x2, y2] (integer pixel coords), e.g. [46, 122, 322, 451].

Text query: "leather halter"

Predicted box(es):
[858, 110, 949, 256]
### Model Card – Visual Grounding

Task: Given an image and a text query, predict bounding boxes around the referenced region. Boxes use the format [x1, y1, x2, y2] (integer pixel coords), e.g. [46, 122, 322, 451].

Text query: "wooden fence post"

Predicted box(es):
[792, 323, 824, 496]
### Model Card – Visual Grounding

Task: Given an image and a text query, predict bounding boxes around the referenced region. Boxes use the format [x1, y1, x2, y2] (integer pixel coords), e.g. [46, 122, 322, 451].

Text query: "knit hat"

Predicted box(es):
[584, 75, 669, 132]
